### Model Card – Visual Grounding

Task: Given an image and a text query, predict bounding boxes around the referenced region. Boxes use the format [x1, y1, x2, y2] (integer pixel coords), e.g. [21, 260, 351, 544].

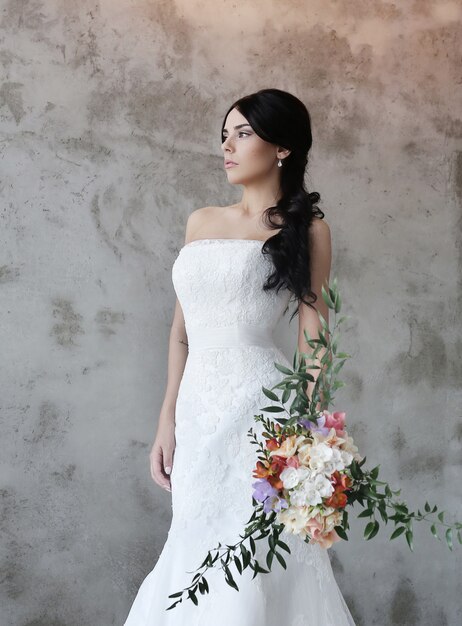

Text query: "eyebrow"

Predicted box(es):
[222, 123, 251, 132]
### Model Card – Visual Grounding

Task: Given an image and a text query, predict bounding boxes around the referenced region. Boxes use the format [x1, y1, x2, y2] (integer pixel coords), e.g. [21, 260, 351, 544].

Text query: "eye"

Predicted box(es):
[221, 131, 250, 142]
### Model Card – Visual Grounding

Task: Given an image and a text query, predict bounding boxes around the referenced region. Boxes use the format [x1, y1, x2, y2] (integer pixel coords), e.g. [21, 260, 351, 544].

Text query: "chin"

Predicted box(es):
[226, 169, 254, 184]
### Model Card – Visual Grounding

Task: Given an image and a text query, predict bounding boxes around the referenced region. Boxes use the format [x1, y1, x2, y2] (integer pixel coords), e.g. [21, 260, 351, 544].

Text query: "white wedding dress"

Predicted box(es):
[124, 238, 356, 626]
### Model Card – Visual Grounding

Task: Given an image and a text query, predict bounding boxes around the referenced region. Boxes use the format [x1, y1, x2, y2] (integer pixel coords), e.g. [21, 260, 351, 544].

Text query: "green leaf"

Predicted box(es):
[275, 551, 287, 569]
[335, 291, 342, 314]
[224, 566, 239, 591]
[254, 562, 270, 574]
[249, 536, 256, 555]
[188, 589, 198, 605]
[424, 501, 431, 513]
[266, 549, 274, 569]
[390, 526, 405, 540]
[405, 529, 414, 551]
[262, 387, 279, 401]
[430, 524, 438, 539]
[277, 539, 291, 554]
[241, 545, 251, 568]
[438, 511, 445, 523]
[364, 521, 375, 538]
[234, 555, 242, 574]
[166, 599, 182, 610]
[357, 508, 374, 518]
[274, 363, 293, 375]
[334, 525, 349, 541]
[261, 406, 285, 413]
[446, 528, 453, 551]
[368, 520, 380, 539]
[321, 284, 335, 308]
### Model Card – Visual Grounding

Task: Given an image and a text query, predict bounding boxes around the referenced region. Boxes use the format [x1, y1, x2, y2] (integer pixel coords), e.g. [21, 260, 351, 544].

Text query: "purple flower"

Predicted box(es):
[252, 478, 277, 502]
[252, 479, 289, 514]
[263, 494, 289, 514]
[298, 414, 330, 436]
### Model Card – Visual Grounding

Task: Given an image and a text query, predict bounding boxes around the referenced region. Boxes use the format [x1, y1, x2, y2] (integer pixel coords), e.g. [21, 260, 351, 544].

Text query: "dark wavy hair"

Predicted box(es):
[221, 88, 325, 323]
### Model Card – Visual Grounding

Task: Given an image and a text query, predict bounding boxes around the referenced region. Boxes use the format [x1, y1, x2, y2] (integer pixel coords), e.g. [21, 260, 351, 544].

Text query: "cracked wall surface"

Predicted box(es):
[0, 1, 461, 624]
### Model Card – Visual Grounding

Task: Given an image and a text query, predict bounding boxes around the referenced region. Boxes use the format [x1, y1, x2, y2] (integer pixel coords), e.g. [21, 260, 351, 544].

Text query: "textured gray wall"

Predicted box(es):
[1, 1, 461, 625]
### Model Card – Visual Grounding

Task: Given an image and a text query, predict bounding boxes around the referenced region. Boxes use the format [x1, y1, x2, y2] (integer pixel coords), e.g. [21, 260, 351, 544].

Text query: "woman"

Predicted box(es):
[124, 88, 356, 625]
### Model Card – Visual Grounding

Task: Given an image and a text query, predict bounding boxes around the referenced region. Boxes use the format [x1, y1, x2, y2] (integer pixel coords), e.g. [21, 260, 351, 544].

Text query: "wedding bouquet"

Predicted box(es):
[167, 278, 461, 610]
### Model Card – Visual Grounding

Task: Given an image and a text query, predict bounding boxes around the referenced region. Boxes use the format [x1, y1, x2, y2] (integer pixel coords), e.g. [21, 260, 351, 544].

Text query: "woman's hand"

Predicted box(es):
[150, 417, 176, 493]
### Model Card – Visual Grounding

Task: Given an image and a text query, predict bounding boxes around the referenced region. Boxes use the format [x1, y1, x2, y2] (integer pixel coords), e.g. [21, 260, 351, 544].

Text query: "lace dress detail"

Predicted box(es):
[123, 239, 356, 626]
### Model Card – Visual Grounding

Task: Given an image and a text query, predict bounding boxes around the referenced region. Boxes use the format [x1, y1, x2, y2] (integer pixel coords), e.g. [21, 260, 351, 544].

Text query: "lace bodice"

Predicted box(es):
[172, 239, 291, 333]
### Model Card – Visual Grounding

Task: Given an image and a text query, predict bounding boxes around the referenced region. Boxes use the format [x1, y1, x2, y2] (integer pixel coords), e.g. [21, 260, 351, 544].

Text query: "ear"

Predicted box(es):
[277, 147, 291, 159]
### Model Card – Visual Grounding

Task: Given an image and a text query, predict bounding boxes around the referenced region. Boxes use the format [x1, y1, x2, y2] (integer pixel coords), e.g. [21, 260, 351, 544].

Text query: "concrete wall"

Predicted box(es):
[1, 1, 461, 624]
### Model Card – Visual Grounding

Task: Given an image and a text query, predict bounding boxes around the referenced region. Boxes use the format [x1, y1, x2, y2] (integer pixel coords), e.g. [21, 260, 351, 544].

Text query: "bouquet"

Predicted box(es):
[167, 278, 461, 610]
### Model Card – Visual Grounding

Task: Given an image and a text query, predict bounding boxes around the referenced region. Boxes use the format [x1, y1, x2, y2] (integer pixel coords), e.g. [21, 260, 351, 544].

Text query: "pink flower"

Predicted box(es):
[322, 410, 346, 436]
[286, 455, 301, 469]
[314, 529, 341, 549]
[305, 514, 342, 549]
[305, 515, 341, 548]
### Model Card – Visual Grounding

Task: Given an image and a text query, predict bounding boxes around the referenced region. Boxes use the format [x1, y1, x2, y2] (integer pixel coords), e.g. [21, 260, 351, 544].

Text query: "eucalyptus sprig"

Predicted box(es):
[166, 277, 461, 610]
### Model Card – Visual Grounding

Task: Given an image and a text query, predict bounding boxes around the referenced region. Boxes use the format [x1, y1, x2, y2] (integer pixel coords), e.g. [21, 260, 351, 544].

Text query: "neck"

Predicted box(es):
[238, 181, 282, 218]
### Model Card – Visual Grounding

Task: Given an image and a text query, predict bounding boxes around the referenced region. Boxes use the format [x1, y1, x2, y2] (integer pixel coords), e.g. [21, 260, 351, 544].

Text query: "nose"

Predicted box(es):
[222, 135, 234, 151]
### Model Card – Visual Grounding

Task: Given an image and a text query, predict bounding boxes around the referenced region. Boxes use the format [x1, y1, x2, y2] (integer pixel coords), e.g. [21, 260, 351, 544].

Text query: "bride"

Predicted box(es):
[124, 88, 356, 625]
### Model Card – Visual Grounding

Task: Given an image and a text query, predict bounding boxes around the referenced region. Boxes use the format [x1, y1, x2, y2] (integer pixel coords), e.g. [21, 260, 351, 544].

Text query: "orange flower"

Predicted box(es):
[267, 474, 284, 490]
[331, 470, 352, 491]
[252, 460, 271, 478]
[325, 489, 348, 509]
[252, 455, 287, 490]
[266, 437, 281, 451]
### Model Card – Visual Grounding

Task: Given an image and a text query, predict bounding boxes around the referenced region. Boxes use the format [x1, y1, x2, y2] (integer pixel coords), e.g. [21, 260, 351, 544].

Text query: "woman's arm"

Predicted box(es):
[150, 210, 204, 490]
[157, 208, 205, 427]
[158, 296, 188, 427]
[297, 217, 332, 412]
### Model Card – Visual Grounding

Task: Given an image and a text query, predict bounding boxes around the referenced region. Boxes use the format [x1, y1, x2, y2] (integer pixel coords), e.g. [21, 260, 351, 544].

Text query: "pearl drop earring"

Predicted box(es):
[277, 159, 282, 167]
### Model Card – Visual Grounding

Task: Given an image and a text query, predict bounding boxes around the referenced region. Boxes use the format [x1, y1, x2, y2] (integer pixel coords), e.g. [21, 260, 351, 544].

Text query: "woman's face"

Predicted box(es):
[221, 108, 281, 185]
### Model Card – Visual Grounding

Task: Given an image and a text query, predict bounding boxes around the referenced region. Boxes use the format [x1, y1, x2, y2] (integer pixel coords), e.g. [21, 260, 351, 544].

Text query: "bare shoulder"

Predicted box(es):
[310, 215, 331, 238]
[309, 216, 332, 262]
[184, 206, 217, 243]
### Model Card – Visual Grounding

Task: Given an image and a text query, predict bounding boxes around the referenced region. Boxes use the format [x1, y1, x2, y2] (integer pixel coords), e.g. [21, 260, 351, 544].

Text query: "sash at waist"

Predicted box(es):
[186, 323, 275, 351]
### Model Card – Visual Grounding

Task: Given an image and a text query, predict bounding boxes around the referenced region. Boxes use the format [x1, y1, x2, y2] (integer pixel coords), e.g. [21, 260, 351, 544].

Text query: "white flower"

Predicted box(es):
[303, 473, 334, 506]
[280, 466, 300, 489]
[340, 434, 362, 461]
[308, 442, 334, 473]
[296, 466, 313, 482]
[290, 487, 308, 507]
[277, 506, 309, 536]
[340, 449, 354, 467]
[318, 447, 345, 476]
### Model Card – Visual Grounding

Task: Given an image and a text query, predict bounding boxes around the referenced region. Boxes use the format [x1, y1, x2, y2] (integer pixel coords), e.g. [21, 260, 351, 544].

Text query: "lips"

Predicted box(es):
[225, 160, 237, 165]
